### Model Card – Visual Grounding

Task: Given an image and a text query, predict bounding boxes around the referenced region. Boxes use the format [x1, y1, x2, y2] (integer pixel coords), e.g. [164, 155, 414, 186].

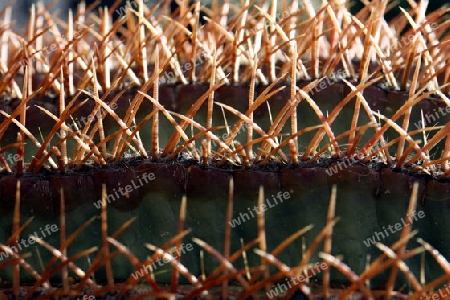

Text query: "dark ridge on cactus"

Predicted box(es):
[0, 0, 450, 299]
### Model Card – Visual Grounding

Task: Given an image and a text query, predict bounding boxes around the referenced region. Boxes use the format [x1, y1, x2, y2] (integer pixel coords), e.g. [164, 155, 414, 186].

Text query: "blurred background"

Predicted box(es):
[0, 0, 449, 29]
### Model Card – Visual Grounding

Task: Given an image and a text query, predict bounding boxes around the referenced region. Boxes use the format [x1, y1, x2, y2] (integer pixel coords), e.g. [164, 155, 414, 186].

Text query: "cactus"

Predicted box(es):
[0, 0, 449, 298]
